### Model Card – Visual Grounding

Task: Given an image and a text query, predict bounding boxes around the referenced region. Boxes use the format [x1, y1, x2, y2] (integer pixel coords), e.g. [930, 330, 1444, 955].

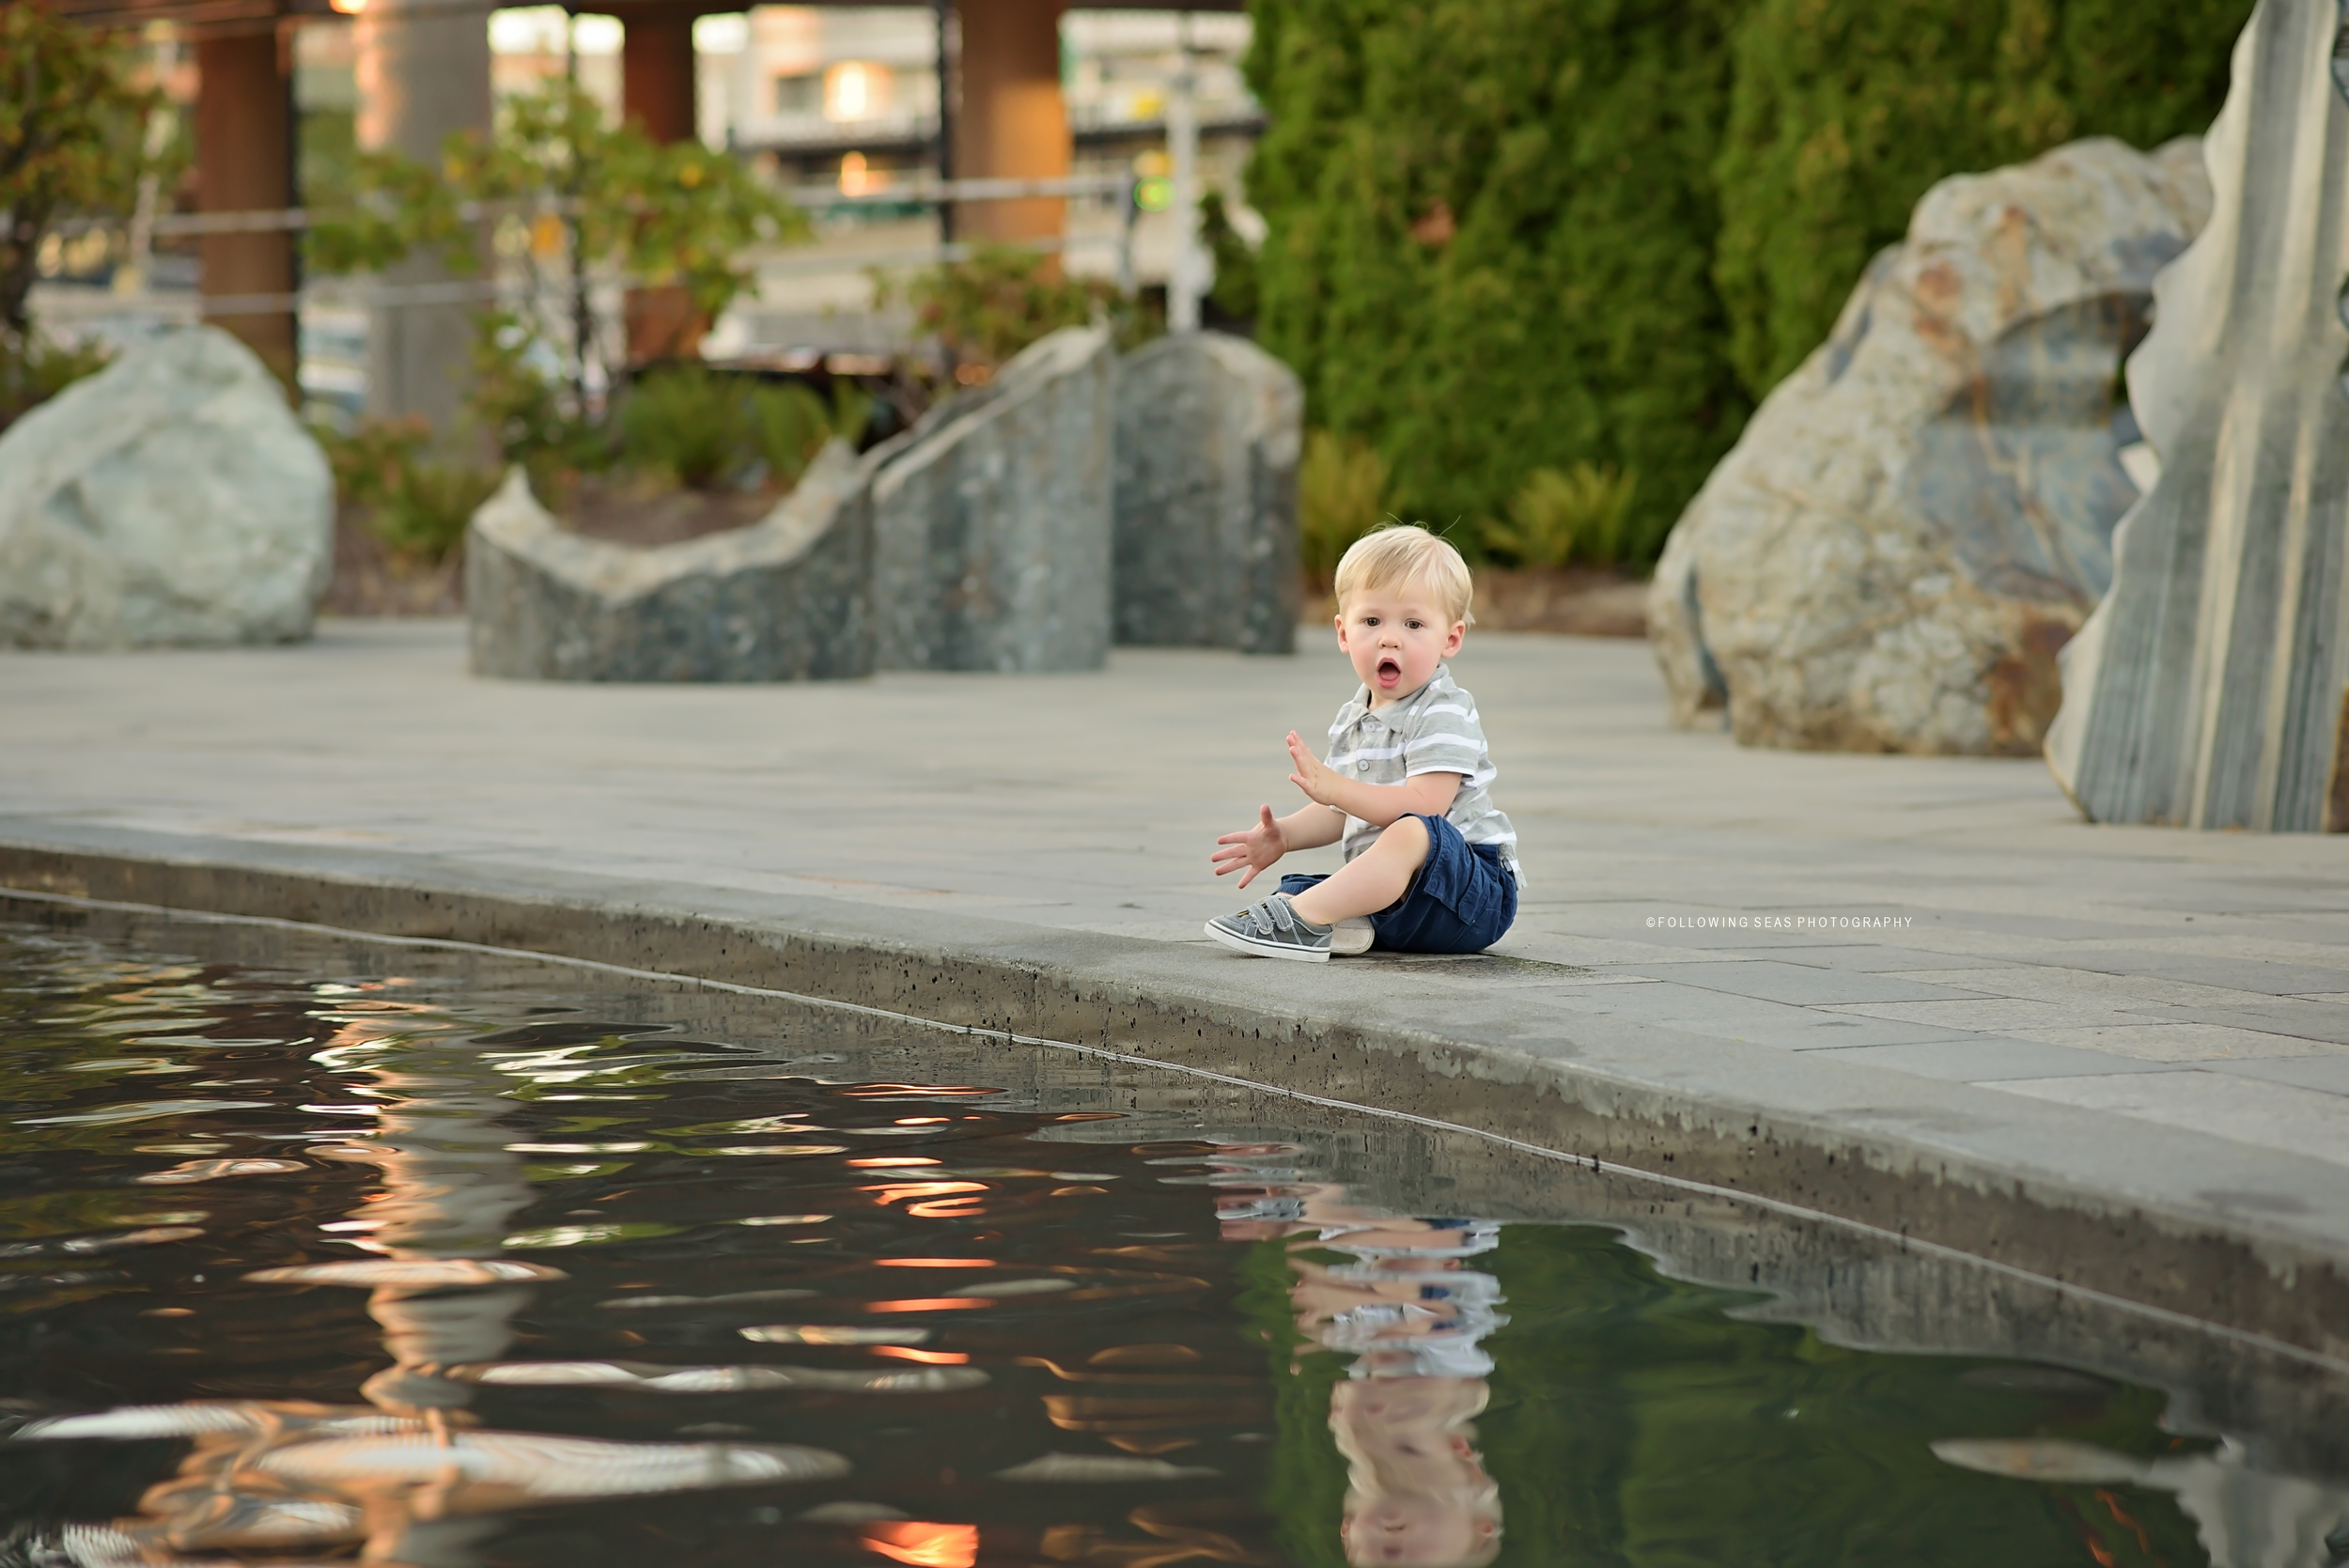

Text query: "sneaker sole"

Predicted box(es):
[1204, 919, 1330, 962]
[1330, 920, 1375, 956]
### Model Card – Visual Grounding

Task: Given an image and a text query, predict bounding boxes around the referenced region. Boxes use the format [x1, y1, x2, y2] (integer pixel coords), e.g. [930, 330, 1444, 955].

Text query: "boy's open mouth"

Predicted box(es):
[1377, 656, 1403, 684]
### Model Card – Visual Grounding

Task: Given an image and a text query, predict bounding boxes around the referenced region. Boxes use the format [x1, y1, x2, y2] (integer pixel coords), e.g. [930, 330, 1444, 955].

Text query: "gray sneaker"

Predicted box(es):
[1206, 894, 1333, 962]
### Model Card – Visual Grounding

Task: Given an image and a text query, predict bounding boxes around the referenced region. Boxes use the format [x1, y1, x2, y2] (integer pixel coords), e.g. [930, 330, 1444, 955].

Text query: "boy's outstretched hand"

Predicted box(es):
[1286, 730, 1342, 808]
[1211, 804, 1286, 888]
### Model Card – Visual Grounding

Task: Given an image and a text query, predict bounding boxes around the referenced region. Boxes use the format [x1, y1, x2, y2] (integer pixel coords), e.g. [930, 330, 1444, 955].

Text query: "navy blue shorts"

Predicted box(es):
[1280, 813, 1517, 955]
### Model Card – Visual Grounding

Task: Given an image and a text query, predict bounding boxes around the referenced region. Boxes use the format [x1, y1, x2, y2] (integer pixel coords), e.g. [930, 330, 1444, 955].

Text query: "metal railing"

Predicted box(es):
[37, 173, 1146, 317]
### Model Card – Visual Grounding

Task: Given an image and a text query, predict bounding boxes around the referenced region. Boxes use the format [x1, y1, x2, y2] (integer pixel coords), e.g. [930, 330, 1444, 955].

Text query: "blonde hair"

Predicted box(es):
[1333, 524, 1475, 627]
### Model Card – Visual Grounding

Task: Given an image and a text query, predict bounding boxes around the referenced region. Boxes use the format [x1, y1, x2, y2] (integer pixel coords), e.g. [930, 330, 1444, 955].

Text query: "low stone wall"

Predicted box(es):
[869, 326, 1116, 673]
[1112, 332, 1302, 655]
[465, 440, 871, 682]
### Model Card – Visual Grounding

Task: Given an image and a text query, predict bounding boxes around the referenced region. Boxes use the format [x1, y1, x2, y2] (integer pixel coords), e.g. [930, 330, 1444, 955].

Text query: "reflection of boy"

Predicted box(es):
[1219, 1190, 1504, 1567]
[1332, 1376, 1501, 1567]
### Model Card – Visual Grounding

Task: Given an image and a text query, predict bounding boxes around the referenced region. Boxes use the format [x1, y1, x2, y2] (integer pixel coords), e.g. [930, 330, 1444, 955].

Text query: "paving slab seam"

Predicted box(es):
[13, 882, 2349, 1386]
[5, 829, 2348, 1363]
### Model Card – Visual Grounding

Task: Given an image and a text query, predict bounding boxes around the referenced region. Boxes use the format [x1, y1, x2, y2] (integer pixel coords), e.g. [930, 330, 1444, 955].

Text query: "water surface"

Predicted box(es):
[0, 917, 2298, 1566]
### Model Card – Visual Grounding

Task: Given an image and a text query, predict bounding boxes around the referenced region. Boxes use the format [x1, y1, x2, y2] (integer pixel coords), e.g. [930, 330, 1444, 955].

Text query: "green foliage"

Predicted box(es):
[1484, 461, 1646, 567]
[0, 330, 108, 432]
[617, 365, 860, 491]
[1235, 1237, 1349, 1568]
[313, 415, 497, 563]
[1244, 0, 1750, 560]
[1297, 429, 1390, 581]
[882, 243, 1152, 367]
[1200, 189, 1260, 323]
[1715, 0, 2246, 396]
[303, 146, 467, 278]
[465, 310, 605, 481]
[1244, 0, 2248, 566]
[621, 363, 750, 489]
[0, 1, 172, 340]
[748, 379, 855, 487]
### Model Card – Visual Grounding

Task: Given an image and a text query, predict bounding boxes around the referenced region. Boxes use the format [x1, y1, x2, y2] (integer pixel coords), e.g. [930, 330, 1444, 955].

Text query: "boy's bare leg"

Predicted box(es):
[1285, 817, 1430, 926]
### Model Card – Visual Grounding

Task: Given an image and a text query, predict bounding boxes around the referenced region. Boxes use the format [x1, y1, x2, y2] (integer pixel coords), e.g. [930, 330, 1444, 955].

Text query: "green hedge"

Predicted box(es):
[1245, 0, 1749, 553]
[1241, 0, 2245, 557]
[1717, 0, 2246, 396]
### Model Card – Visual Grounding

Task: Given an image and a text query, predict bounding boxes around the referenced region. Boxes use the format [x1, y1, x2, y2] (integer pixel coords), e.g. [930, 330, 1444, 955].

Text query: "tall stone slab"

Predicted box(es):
[1648, 139, 2209, 754]
[0, 327, 332, 649]
[870, 326, 1114, 672]
[466, 441, 872, 682]
[2045, 0, 2349, 830]
[1112, 332, 1302, 655]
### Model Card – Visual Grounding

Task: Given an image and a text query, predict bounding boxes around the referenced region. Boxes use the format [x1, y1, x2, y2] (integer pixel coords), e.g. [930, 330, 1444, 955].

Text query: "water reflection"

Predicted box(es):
[1218, 1174, 1501, 1567]
[19, 984, 846, 1567]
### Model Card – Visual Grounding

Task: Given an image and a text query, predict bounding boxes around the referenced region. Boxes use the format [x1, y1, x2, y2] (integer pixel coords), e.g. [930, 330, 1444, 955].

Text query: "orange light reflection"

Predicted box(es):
[862, 1522, 977, 1568]
[848, 1157, 941, 1168]
[865, 1297, 989, 1313]
[866, 1181, 986, 1206]
[875, 1258, 993, 1268]
[871, 1346, 972, 1364]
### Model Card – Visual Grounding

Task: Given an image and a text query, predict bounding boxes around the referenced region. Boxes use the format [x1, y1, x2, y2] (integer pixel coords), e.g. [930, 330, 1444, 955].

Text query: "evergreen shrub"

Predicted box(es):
[1241, 0, 2247, 566]
[1244, 0, 1749, 558]
[1716, 0, 2245, 396]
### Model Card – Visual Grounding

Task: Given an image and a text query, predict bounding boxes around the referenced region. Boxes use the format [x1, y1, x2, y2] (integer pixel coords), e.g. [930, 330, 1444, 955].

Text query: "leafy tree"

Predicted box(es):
[0, 0, 166, 341]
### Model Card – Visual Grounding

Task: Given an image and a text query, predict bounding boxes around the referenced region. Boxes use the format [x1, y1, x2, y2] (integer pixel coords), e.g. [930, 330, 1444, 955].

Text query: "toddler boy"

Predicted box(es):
[1207, 524, 1520, 962]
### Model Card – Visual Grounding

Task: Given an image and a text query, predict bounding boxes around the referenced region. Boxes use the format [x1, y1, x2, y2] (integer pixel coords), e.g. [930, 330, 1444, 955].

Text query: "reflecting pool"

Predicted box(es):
[1, 913, 2342, 1568]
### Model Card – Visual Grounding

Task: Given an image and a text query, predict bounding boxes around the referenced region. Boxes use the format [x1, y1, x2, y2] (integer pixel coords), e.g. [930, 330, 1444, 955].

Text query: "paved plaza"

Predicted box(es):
[8, 616, 2349, 1262]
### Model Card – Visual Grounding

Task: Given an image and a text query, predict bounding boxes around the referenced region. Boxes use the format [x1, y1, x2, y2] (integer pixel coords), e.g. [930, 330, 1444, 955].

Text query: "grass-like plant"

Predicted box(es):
[620, 364, 751, 489]
[1484, 463, 1642, 569]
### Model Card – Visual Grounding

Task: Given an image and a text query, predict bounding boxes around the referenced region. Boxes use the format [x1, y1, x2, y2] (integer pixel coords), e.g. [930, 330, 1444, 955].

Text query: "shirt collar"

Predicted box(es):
[1337, 665, 1454, 728]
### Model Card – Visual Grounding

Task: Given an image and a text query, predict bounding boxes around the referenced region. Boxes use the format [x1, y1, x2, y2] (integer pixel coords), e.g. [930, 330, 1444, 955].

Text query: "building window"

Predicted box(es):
[774, 72, 821, 116]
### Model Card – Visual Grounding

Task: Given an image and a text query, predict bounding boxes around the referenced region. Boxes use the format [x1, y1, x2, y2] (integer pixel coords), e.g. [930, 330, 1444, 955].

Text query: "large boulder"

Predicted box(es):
[0, 326, 332, 649]
[869, 326, 1114, 672]
[2046, 0, 2349, 831]
[466, 440, 872, 681]
[1112, 332, 1302, 655]
[1648, 138, 2211, 754]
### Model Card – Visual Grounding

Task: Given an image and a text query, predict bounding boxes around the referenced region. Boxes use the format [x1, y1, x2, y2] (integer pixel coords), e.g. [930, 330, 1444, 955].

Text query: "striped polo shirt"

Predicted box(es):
[1325, 664, 1521, 883]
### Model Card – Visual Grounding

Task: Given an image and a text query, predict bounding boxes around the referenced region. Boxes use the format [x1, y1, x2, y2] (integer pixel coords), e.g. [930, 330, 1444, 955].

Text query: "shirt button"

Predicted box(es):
[1357, 760, 1369, 770]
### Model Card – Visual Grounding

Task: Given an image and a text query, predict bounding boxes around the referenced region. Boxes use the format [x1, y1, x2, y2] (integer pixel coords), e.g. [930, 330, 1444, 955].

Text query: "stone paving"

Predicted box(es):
[7, 616, 2349, 1183]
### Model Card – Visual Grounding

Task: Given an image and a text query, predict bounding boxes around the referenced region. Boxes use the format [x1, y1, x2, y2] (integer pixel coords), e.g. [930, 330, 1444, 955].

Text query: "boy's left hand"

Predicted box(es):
[1286, 731, 1342, 808]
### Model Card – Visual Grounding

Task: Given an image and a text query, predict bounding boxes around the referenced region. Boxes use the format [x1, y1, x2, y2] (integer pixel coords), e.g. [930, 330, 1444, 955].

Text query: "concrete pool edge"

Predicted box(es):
[5, 819, 2347, 1369]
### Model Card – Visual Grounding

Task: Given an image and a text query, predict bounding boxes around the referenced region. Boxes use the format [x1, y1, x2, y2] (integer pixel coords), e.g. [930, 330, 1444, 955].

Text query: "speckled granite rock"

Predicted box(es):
[1112, 332, 1301, 655]
[0, 326, 332, 648]
[1648, 137, 2210, 754]
[2046, 0, 2349, 830]
[869, 326, 1114, 672]
[465, 441, 871, 682]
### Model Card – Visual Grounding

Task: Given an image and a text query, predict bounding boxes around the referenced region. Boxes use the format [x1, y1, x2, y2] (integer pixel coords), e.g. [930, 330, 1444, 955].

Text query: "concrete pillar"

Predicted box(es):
[610, 5, 704, 362]
[951, 0, 1068, 248]
[194, 29, 297, 392]
[355, 0, 491, 436]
